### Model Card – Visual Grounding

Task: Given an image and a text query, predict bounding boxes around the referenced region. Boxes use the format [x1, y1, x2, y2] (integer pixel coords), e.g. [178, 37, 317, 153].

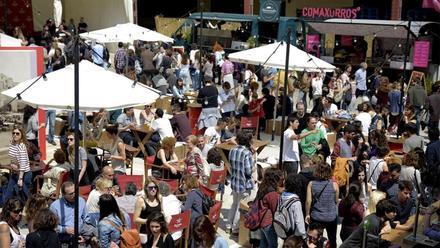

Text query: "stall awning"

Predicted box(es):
[308, 19, 434, 38]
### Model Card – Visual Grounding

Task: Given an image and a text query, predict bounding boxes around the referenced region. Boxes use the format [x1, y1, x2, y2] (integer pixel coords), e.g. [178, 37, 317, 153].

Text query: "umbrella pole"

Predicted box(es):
[279, 30, 291, 168]
[73, 35, 80, 248]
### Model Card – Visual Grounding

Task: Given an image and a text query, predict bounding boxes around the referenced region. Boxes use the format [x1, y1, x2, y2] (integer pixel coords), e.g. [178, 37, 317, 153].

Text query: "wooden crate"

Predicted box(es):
[265, 119, 282, 136]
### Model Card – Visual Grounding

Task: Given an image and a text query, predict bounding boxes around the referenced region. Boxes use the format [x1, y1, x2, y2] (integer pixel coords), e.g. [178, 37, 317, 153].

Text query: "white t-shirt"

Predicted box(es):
[324, 104, 338, 116]
[312, 77, 323, 96]
[355, 112, 372, 136]
[283, 128, 299, 162]
[86, 189, 102, 213]
[367, 157, 385, 190]
[218, 90, 236, 113]
[204, 127, 221, 152]
[151, 117, 174, 139]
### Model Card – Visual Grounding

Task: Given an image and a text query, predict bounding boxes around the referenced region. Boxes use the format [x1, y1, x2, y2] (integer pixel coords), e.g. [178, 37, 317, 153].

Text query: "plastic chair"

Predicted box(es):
[168, 210, 191, 248]
[116, 175, 143, 194]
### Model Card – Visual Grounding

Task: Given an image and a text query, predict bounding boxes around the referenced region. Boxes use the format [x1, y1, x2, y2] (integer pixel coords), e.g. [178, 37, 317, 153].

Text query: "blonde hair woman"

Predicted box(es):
[87, 177, 113, 225]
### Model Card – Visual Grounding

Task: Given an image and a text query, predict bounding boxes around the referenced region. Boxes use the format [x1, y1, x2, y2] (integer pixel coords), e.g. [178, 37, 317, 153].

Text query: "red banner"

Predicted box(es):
[413, 40, 430, 68]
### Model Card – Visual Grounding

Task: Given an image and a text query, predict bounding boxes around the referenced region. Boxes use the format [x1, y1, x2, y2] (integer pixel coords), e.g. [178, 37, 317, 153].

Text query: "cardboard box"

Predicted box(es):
[265, 119, 282, 136]
[154, 95, 172, 114]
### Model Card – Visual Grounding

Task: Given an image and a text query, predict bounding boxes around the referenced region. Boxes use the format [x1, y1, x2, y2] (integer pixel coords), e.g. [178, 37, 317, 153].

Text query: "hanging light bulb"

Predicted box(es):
[398, 44, 402, 47]
[335, 42, 339, 46]
[393, 26, 397, 30]
[204, 97, 208, 106]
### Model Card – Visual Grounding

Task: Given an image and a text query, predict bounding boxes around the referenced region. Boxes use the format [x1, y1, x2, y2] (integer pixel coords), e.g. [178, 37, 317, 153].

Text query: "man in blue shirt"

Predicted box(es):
[226, 131, 254, 236]
[355, 62, 368, 97]
[50, 181, 89, 246]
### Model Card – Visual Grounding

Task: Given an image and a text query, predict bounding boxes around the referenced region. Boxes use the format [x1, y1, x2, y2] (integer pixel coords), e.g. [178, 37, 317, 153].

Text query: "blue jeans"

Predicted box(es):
[3, 171, 32, 203]
[191, 70, 201, 90]
[46, 110, 56, 142]
[260, 224, 278, 248]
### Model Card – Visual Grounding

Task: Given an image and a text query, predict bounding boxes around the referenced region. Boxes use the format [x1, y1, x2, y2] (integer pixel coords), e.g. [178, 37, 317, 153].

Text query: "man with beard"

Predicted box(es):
[291, 102, 310, 135]
[340, 199, 397, 247]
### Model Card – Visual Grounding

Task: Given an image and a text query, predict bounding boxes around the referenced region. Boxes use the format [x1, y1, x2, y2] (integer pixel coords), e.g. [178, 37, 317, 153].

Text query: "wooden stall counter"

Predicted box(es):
[383, 201, 440, 247]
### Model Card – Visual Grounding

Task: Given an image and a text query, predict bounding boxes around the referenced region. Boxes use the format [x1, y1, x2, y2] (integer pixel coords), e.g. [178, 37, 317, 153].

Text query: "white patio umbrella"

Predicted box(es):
[53, 0, 62, 27]
[80, 23, 174, 43]
[0, 33, 22, 47]
[2, 60, 160, 111]
[228, 41, 336, 72]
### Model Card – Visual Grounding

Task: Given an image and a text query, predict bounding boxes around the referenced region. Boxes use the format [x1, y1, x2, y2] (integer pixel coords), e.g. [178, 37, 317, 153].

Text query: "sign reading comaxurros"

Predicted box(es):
[302, 7, 361, 19]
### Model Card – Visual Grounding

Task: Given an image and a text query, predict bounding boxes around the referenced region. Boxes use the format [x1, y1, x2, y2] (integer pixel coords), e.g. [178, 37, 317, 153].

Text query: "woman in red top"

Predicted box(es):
[255, 168, 283, 248]
[338, 181, 365, 241]
[248, 92, 266, 139]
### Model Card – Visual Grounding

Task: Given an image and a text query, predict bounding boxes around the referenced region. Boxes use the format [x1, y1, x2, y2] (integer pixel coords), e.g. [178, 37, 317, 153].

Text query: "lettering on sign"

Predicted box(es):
[302, 7, 361, 19]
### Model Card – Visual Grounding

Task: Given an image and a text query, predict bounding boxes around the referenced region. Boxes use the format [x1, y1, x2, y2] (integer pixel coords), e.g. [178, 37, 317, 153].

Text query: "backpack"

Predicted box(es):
[106, 219, 141, 248]
[333, 157, 352, 187]
[244, 199, 268, 231]
[196, 190, 215, 215]
[273, 196, 299, 239]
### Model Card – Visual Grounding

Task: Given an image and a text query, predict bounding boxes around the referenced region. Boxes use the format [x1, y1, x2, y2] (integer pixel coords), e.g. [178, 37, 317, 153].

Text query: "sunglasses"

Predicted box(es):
[147, 186, 158, 191]
[12, 132, 21, 136]
[68, 138, 74, 141]
[145, 105, 152, 108]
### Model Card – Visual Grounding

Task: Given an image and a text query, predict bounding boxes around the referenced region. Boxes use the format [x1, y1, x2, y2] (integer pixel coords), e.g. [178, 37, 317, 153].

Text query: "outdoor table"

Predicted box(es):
[216, 139, 269, 174]
[382, 200, 440, 247]
[131, 124, 154, 157]
[323, 116, 352, 133]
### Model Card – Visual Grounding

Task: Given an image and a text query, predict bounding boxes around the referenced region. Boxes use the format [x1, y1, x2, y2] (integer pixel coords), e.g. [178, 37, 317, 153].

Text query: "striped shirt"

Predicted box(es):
[9, 142, 30, 172]
[229, 145, 254, 193]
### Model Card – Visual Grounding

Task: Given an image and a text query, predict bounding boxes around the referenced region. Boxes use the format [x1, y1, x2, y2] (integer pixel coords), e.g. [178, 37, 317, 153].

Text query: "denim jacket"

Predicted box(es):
[98, 212, 131, 247]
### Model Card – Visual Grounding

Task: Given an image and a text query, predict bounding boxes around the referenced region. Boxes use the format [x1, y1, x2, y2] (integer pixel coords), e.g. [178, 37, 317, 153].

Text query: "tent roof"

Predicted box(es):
[2, 60, 160, 111]
[80, 23, 173, 43]
[0, 33, 22, 47]
[228, 42, 336, 72]
[308, 19, 435, 38]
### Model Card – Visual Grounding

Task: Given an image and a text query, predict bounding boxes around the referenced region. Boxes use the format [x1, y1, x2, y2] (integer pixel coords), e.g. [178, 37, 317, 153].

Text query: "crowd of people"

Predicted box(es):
[1, 17, 440, 248]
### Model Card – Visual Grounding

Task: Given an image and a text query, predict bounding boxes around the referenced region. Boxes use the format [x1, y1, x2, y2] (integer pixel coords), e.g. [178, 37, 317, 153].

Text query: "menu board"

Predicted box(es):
[413, 40, 430, 68]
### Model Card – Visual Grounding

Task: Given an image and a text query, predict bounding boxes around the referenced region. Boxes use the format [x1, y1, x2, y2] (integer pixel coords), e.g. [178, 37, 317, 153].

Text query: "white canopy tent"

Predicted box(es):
[228, 41, 336, 72]
[0, 33, 22, 47]
[80, 23, 174, 43]
[1, 60, 160, 111]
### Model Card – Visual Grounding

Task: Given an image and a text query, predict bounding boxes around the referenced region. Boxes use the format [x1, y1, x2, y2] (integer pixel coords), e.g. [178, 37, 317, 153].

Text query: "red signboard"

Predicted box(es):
[302, 7, 361, 19]
[413, 40, 430, 68]
[340, 36, 353, 47]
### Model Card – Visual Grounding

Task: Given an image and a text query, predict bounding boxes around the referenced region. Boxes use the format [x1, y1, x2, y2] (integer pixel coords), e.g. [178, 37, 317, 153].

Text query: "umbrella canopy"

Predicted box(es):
[228, 42, 336, 72]
[2, 60, 160, 111]
[80, 23, 174, 43]
[0, 33, 22, 47]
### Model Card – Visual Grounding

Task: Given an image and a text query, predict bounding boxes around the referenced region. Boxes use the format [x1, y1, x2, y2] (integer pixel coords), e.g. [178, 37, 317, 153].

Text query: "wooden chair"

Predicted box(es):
[208, 201, 222, 231]
[128, 213, 137, 229]
[158, 179, 179, 194]
[168, 210, 192, 248]
[199, 184, 216, 199]
[144, 155, 173, 180]
[240, 116, 259, 138]
[116, 175, 143, 194]
[207, 169, 226, 199]
[125, 144, 141, 175]
[79, 185, 92, 201]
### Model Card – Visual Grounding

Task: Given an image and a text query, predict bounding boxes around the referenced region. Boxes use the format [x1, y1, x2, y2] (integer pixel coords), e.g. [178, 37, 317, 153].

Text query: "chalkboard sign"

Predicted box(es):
[240, 116, 259, 137]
